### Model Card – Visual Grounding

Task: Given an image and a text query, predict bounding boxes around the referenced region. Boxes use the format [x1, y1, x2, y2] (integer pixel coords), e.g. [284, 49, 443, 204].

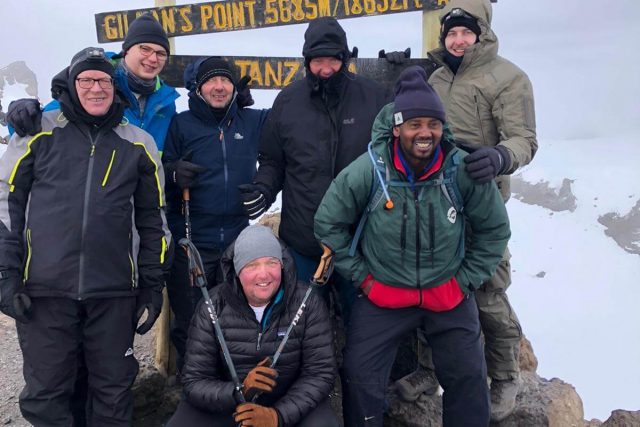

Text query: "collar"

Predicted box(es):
[393, 137, 443, 183]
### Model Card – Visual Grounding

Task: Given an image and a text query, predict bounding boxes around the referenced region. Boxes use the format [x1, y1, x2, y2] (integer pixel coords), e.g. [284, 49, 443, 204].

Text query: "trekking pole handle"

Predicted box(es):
[182, 188, 190, 202]
[311, 244, 335, 286]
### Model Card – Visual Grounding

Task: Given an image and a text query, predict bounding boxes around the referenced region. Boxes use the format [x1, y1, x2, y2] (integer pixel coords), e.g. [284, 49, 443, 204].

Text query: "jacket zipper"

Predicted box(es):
[474, 94, 488, 146]
[400, 201, 407, 254]
[414, 192, 422, 306]
[429, 203, 435, 269]
[23, 229, 32, 282]
[129, 232, 136, 289]
[78, 134, 100, 298]
[219, 123, 229, 245]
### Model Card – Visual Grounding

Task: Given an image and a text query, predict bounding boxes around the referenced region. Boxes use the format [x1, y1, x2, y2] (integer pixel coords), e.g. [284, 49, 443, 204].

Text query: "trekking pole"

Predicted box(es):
[180, 190, 246, 404]
[248, 244, 334, 404]
[269, 244, 334, 368]
[183, 189, 192, 241]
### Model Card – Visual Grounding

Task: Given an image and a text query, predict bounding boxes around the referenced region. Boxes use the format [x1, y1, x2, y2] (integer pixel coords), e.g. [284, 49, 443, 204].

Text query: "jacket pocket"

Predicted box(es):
[101, 149, 117, 187]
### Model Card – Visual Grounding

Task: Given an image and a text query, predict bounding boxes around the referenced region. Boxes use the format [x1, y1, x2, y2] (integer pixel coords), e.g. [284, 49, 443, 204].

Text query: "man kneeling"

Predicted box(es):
[167, 225, 338, 426]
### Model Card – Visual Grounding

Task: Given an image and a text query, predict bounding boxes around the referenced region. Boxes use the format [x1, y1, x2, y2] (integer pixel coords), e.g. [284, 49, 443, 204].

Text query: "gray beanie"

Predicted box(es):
[233, 225, 283, 273]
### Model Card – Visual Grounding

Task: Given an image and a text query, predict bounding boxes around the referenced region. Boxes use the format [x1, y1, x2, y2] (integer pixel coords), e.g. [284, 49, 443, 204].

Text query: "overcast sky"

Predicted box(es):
[2, 0, 639, 140]
[1, 0, 639, 421]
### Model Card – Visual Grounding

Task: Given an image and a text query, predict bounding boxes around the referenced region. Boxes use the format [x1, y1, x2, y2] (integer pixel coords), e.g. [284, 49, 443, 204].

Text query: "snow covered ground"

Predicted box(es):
[507, 134, 640, 420]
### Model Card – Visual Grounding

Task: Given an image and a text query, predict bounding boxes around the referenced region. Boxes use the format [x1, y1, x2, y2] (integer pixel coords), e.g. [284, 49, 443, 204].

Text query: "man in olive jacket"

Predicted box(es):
[395, 0, 537, 421]
[315, 66, 510, 426]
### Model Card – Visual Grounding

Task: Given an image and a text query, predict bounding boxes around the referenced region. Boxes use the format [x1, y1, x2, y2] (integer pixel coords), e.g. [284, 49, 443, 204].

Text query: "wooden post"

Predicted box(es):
[153, 0, 177, 379]
[422, 8, 442, 57]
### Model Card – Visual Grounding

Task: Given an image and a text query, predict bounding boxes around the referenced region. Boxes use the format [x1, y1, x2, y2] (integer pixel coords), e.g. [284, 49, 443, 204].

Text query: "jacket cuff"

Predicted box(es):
[495, 145, 513, 175]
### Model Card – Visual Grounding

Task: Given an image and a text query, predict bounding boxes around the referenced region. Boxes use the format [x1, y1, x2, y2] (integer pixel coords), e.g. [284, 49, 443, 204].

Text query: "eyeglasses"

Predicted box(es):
[138, 44, 168, 62]
[76, 78, 114, 90]
[441, 8, 475, 23]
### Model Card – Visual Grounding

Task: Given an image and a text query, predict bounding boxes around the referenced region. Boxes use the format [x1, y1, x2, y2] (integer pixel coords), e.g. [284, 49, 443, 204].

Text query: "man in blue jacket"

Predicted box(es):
[162, 57, 269, 372]
[6, 14, 179, 154]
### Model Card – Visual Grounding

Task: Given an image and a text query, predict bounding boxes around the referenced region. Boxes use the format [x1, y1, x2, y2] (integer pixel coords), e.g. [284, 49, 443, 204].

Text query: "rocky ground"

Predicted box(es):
[0, 313, 161, 426]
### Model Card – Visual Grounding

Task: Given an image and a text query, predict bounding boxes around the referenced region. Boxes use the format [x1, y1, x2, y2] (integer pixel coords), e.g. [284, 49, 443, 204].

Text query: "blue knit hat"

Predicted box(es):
[393, 66, 446, 125]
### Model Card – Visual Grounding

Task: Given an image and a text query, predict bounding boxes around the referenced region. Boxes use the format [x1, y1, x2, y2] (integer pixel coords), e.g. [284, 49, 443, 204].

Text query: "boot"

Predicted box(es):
[395, 365, 439, 402]
[490, 375, 521, 422]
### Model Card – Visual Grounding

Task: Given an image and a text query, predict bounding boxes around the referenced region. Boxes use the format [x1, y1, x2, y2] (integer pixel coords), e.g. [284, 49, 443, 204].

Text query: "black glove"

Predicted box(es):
[135, 286, 163, 335]
[464, 145, 512, 184]
[168, 150, 207, 190]
[378, 48, 411, 65]
[7, 99, 42, 137]
[0, 271, 32, 323]
[236, 75, 254, 108]
[238, 183, 270, 220]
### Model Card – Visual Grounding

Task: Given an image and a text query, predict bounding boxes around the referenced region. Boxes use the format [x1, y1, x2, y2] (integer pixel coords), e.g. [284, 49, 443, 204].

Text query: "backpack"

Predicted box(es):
[348, 142, 465, 258]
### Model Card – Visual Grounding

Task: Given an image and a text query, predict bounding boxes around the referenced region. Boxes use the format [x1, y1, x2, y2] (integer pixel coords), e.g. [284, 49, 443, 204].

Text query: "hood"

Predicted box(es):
[219, 236, 298, 309]
[51, 66, 126, 130]
[302, 17, 351, 63]
[431, 0, 498, 70]
[441, 0, 492, 26]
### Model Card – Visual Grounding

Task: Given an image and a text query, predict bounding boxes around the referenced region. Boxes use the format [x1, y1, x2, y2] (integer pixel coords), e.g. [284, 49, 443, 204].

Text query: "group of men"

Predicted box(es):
[0, 0, 536, 425]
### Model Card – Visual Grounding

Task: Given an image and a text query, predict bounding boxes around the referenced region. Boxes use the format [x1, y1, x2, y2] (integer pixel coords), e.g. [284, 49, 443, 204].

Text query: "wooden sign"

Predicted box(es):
[95, 0, 448, 43]
[161, 55, 438, 89]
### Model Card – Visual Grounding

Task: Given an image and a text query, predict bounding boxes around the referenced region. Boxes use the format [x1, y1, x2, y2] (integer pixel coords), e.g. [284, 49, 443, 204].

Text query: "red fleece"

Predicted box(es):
[361, 273, 464, 312]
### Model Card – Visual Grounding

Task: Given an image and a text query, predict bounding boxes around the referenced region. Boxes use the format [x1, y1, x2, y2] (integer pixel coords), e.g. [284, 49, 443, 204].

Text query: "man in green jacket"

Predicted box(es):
[395, 1, 538, 421]
[314, 65, 510, 426]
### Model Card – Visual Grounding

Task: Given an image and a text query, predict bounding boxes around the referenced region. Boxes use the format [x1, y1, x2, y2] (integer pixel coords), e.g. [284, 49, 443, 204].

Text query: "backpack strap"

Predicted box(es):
[349, 143, 387, 257]
[440, 151, 465, 259]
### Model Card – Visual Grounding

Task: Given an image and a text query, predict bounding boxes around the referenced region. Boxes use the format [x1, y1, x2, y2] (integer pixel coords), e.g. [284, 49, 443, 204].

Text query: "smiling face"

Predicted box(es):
[444, 26, 478, 57]
[199, 75, 234, 109]
[75, 70, 114, 116]
[123, 42, 167, 80]
[393, 117, 443, 172]
[238, 257, 282, 307]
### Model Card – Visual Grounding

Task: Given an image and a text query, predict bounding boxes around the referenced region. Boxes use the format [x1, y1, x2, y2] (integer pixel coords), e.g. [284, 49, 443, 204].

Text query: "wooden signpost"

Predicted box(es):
[96, 0, 448, 43]
[161, 55, 439, 89]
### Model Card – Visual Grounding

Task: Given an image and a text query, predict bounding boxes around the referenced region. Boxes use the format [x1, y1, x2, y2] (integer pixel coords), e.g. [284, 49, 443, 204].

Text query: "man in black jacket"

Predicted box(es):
[167, 225, 338, 426]
[238, 17, 390, 324]
[0, 47, 167, 426]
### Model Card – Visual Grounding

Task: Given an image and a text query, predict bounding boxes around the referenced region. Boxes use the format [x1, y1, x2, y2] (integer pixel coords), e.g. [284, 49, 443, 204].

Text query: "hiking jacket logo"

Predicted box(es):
[234, 132, 244, 140]
[447, 207, 457, 224]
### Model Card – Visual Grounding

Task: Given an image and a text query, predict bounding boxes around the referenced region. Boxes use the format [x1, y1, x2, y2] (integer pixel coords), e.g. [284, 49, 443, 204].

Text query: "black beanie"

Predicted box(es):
[393, 66, 446, 125]
[68, 47, 114, 81]
[122, 14, 170, 55]
[195, 57, 236, 91]
[441, 8, 481, 41]
[302, 17, 349, 61]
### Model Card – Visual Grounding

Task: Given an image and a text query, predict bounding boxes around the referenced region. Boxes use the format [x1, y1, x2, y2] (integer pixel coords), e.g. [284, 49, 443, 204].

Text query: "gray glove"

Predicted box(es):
[7, 99, 42, 137]
[0, 270, 32, 323]
[378, 48, 411, 65]
[464, 145, 512, 183]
